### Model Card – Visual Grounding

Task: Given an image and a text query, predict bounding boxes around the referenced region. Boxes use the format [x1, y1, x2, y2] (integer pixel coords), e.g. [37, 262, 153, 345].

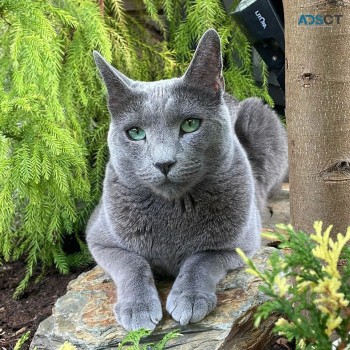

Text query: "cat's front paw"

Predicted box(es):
[114, 297, 162, 331]
[166, 290, 217, 325]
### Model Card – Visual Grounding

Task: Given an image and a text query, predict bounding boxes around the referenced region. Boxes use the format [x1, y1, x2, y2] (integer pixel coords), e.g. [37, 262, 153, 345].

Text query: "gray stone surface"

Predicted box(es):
[261, 183, 290, 247]
[31, 248, 283, 350]
[262, 183, 290, 230]
[31, 186, 290, 350]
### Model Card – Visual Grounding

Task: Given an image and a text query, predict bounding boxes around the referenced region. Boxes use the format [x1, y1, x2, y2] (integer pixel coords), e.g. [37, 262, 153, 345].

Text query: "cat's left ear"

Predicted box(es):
[183, 29, 224, 93]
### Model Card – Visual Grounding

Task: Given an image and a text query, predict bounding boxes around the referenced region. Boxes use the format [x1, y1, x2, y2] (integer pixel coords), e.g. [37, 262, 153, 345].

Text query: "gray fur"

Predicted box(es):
[87, 29, 288, 331]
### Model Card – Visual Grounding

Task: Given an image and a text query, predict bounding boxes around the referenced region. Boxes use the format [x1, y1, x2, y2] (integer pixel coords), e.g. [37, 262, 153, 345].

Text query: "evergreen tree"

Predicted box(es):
[0, 0, 270, 296]
[1, 0, 112, 297]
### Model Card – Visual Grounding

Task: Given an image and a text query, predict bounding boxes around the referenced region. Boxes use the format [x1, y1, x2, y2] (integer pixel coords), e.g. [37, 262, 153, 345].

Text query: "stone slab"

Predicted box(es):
[31, 247, 281, 350]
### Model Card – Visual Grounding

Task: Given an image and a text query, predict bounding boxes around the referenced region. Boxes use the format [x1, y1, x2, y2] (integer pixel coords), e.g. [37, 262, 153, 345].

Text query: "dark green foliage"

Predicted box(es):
[0, 0, 271, 295]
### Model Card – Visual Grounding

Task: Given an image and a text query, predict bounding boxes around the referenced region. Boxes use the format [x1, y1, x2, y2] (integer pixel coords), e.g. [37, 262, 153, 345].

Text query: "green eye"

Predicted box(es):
[127, 127, 146, 141]
[180, 118, 201, 133]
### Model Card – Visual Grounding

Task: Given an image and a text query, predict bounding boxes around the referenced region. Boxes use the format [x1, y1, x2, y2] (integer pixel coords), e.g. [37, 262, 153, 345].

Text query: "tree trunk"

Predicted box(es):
[283, 0, 350, 235]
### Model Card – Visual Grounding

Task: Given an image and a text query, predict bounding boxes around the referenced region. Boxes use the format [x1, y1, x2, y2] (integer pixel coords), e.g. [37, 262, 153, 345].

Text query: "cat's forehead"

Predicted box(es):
[133, 78, 184, 112]
[133, 78, 180, 97]
[117, 77, 222, 122]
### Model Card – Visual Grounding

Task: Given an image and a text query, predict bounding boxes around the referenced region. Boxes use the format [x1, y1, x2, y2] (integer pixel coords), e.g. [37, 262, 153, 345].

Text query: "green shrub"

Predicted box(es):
[237, 222, 350, 350]
[117, 328, 181, 349]
[0, 0, 111, 297]
[13, 331, 31, 350]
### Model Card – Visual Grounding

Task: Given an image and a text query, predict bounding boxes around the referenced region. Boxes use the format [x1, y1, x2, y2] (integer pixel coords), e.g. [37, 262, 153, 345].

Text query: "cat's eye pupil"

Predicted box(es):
[180, 118, 201, 133]
[127, 127, 146, 141]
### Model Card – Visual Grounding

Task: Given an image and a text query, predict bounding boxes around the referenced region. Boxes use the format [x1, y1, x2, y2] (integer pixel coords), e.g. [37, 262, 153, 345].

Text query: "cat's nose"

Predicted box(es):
[154, 161, 176, 176]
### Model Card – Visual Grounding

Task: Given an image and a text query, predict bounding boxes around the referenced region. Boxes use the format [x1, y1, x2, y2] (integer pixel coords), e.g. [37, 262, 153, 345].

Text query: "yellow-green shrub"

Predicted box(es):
[237, 222, 350, 350]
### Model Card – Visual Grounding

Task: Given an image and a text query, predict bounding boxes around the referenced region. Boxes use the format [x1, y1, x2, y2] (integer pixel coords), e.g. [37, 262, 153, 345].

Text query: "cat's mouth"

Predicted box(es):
[157, 176, 177, 190]
[143, 164, 202, 200]
[148, 176, 183, 200]
[160, 176, 173, 184]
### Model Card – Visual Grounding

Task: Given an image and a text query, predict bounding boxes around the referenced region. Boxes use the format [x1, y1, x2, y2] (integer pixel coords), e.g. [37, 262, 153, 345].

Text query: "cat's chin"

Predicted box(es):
[149, 180, 190, 201]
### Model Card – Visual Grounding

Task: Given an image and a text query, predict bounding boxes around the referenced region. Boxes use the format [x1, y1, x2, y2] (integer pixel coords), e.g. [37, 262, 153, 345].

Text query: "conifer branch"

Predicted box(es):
[0, 14, 12, 26]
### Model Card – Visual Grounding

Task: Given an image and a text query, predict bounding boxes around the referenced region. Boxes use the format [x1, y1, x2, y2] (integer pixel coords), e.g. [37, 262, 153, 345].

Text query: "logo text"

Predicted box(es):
[255, 11, 267, 29]
[298, 14, 343, 26]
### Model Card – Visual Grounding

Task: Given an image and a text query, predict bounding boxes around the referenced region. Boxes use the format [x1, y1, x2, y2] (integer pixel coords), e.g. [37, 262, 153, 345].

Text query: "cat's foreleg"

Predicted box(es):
[88, 241, 162, 331]
[166, 250, 247, 325]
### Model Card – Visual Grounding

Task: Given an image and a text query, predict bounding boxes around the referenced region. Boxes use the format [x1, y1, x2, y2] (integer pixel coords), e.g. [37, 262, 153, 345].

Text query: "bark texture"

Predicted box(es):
[283, 0, 350, 235]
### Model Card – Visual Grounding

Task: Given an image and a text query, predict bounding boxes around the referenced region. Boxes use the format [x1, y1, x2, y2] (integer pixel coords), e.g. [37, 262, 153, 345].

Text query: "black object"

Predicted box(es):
[223, 0, 285, 108]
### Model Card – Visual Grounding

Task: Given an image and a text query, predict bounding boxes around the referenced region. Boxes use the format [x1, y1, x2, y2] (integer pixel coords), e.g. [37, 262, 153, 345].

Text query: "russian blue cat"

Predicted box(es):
[87, 29, 288, 331]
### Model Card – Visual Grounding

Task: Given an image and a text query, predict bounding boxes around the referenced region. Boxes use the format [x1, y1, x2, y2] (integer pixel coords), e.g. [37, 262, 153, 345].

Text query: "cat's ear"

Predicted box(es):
[93, 51, 133, 107]
[183, 29, 224, 93]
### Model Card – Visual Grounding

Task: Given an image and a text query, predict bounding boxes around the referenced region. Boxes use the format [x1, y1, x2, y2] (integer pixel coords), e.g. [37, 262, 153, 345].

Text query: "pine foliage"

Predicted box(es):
[1, 0, 111, 296]
[117, 328, 181, 349]
[0, 0, 271, 296]
[160, 0, 273, 102]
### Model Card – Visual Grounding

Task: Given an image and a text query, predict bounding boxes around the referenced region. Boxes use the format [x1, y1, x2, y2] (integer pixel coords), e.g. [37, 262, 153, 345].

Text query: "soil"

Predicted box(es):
[0, 261, 295, 350]
[0, 261, 91, 350]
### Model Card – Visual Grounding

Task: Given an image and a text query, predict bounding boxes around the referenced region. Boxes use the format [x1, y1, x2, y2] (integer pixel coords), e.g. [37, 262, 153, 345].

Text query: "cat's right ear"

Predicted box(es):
[93, 51, 133, 108]
[183, 29, 224, 94]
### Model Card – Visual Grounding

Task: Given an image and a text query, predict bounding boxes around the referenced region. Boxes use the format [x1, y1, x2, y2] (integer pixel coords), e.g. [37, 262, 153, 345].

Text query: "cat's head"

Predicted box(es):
[94, 29, 233, 200]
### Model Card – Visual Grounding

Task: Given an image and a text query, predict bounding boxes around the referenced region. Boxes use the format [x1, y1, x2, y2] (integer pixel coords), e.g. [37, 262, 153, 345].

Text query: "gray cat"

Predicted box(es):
[87, 29, 288, 331]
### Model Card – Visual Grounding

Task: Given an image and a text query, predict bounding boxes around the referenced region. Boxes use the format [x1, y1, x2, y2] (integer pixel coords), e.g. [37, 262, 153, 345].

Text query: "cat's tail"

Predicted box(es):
[234, 97, 288, 207]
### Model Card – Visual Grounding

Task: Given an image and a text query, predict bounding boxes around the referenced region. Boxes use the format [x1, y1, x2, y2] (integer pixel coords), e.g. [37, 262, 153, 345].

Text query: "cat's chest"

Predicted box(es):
[107, 191, 245, 255]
